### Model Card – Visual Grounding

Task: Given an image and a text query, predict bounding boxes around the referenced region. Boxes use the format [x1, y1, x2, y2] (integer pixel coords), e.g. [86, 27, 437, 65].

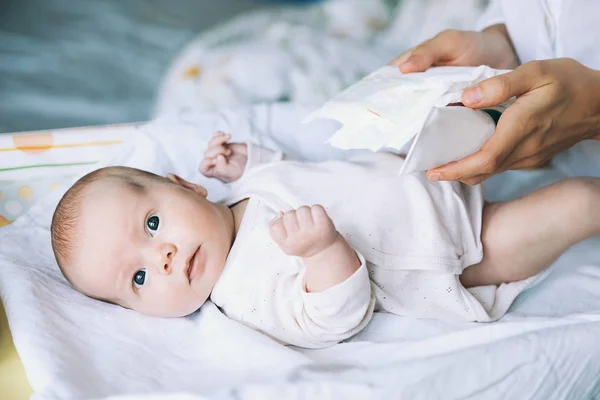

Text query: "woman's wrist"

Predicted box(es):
[482, 24, 520, 69]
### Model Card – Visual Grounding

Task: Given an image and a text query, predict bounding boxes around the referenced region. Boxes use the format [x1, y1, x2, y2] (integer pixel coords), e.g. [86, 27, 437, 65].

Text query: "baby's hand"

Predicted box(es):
[269, 205, 339, 258]
[199, 131, 248, 183]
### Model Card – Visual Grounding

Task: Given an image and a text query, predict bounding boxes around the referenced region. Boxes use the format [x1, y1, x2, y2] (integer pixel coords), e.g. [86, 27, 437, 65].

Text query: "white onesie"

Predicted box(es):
[210, 143, 537, 349]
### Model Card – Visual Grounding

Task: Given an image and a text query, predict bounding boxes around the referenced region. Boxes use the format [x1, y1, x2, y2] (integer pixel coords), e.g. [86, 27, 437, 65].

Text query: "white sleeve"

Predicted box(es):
[288, 253, 375, 349]
[476, 0, 505, 31]
[297, 261, 374, 348]
[224, 215, 375, 349]
[242, 141, 284, 175]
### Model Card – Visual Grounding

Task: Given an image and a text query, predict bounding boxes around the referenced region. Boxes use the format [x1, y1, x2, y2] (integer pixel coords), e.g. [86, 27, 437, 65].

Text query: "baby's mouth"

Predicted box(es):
[186, 245, 201, 284]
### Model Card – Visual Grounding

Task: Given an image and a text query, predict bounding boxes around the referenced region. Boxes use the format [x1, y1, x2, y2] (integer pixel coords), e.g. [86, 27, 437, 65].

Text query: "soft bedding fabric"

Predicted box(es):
[1, 104, 599, 400]
[153, 0, 488, 117]
[0, 125, 135, 228]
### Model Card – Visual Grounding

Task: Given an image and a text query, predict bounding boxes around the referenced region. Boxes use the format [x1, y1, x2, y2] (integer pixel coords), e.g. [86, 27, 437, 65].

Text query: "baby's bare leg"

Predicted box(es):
[460, 178, 600, 288]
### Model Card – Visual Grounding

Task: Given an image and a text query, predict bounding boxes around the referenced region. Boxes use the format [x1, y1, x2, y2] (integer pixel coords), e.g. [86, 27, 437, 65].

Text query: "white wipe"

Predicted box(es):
[303, 65, 512, 173]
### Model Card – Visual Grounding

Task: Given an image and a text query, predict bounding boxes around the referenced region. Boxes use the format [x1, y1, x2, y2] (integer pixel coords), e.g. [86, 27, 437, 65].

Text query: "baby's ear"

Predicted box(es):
[167, 173, 208, 198]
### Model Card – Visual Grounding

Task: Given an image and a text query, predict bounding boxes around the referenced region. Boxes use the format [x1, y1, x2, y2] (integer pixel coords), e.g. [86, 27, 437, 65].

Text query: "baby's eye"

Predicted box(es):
[133, 269, 146, 289]
[146, 214, 160, 236]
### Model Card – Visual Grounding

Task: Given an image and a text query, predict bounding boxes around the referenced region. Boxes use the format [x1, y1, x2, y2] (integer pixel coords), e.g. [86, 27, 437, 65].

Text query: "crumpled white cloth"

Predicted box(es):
[1, 104, 600, 400]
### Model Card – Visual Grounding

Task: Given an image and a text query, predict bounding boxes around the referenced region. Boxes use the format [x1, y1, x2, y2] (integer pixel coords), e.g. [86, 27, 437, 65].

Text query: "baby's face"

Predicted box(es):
[69, 176, 234, 317]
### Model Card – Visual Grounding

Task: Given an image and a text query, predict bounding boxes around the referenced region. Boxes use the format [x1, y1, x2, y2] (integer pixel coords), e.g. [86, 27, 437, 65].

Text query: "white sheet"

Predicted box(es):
[1, 104, 600, 400]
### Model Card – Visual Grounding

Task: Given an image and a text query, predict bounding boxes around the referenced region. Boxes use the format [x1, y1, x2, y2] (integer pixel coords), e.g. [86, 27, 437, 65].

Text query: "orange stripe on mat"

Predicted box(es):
[0, 140, 123, 152]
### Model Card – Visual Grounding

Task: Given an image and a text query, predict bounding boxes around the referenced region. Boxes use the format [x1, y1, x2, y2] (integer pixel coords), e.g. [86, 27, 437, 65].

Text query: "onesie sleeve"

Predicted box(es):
[287, 252, 375, 348]
[242, 141, 284, 175]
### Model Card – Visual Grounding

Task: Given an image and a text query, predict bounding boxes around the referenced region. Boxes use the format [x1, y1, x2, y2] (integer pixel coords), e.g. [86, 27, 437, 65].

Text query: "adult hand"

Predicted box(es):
[427, 58, 600, 185]
[389, 25, 519, 73]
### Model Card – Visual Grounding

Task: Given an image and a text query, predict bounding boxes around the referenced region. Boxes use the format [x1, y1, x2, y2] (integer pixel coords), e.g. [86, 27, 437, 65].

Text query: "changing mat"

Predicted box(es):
[1, 104, 600, 400]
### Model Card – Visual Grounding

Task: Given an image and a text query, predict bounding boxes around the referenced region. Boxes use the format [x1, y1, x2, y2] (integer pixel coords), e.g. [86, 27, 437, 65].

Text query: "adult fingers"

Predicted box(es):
[501, 136, 578, 171]
[435, 86, 567, 181]
[461, 173, 493, 186]
[388, 47, 414, 67]
[427, 105, 532, 181]
[393, 30, 466, 74]
[461, 62, 543, 108]
[426, 150, 501, 182]
[396, 38, 444, 74]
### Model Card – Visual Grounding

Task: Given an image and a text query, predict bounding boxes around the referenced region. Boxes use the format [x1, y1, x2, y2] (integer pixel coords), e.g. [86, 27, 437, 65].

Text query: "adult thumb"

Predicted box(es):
[461, 64, 538, 108]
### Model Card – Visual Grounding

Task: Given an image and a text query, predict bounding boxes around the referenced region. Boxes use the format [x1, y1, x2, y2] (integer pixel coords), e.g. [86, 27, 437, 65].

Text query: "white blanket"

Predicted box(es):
[1, 104, 600, 399]
[152, 0, 487, 118]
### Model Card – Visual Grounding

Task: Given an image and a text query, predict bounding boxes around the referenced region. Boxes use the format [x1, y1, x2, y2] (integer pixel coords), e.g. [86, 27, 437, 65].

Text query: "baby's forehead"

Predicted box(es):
[82, 176, 146, 206]
[76, 179, 142, 237]
[92, 173, 148, 192]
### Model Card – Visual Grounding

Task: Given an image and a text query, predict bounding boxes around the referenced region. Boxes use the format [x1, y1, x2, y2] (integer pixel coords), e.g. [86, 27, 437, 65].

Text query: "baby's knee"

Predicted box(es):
[557, 177, 600, 223]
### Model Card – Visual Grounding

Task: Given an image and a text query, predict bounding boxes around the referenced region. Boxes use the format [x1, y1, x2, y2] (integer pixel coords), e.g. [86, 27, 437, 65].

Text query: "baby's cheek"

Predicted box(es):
[141, 281, 201, 317]
[171, 288, 207, 317]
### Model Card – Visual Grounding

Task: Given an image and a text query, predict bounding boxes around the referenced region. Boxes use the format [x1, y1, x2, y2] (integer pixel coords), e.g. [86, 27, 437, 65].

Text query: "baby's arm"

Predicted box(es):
[270, 205, 361, 292]
[269, 205, 374, 348]
[199, 131, 283, 183]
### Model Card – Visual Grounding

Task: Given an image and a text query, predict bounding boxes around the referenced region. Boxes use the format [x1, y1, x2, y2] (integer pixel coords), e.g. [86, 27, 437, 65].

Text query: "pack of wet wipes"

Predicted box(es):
[303, 65, 511, 174]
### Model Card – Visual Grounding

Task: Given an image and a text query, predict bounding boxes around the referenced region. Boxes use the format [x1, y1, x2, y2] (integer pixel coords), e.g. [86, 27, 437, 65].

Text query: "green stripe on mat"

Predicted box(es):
[0, 161, 98, 173]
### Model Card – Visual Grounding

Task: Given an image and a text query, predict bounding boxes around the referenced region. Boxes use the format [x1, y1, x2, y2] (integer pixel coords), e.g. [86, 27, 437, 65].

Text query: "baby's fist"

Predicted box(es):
[199, 131, 248, 183]
[269, 205, 339, 258]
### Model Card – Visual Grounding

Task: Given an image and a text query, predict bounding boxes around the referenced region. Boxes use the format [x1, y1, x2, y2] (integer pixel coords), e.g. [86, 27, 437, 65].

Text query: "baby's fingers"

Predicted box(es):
[310, 204, 330, 224]
[209, 131, 232, 147]
[204, 144, 232, 159]
[215, 154, 228, 167]
[199, 157, 217, 177]
[282, 210, 299, 234]
[295, 206, 314, 231]
[269, 213, 287, 242]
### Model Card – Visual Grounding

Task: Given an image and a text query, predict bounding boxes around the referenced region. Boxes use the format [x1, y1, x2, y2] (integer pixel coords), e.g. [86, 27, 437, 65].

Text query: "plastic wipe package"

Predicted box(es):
[303, 65, 512, 174]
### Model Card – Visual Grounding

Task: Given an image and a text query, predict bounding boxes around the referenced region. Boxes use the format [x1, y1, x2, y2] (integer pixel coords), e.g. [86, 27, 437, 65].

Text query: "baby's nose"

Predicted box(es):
[157, 243, 177, 275]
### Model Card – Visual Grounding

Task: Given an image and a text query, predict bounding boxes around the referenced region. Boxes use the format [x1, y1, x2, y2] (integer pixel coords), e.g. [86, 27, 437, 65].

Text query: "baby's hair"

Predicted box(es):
[51, 166, 165, 283]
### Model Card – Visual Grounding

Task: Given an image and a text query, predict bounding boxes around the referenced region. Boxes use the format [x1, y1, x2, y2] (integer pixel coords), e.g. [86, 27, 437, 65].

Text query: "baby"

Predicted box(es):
[51, 131, 600, 348]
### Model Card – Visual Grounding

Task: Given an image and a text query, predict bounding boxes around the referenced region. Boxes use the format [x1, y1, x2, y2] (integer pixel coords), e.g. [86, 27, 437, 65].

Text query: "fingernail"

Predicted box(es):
[398, 52, 410, 63]
[402, 55, 415, 65]
[428, 172, 442, 182]
[463, 86, 483, 105]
